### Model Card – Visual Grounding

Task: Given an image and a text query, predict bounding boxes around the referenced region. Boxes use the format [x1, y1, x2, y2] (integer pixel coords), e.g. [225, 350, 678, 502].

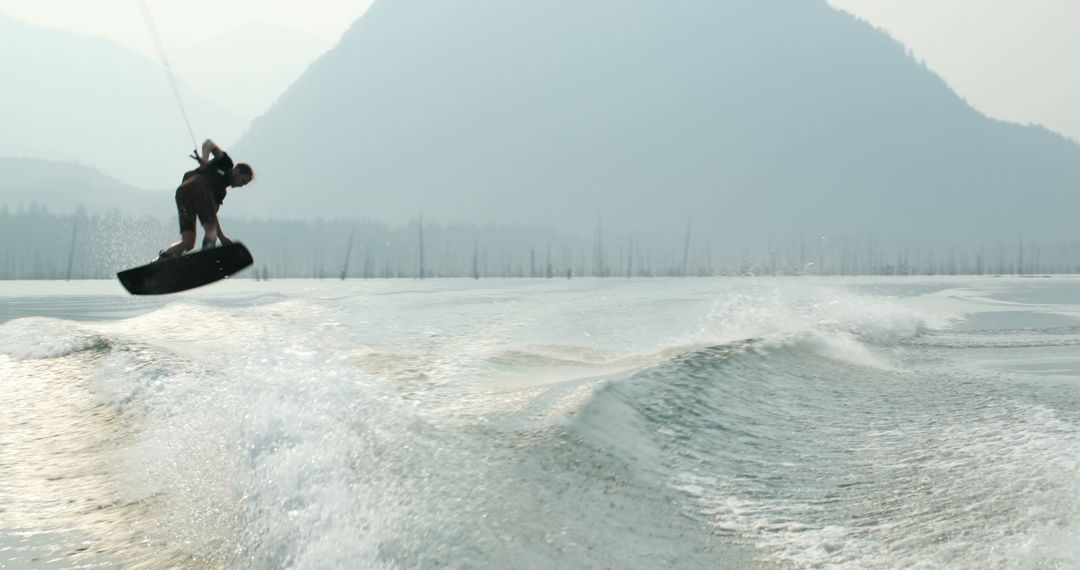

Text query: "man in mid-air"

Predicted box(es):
[158, 138, 254, 260]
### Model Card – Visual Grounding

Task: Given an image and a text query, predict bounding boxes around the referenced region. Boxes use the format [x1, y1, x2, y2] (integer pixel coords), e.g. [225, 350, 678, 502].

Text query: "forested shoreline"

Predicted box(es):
[3, 205, 1080, 280]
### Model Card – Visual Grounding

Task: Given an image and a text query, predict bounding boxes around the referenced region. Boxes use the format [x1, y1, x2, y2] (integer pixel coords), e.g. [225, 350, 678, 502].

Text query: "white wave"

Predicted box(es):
[800, 331, 898, 371]
[7, 278, 1077, 569]
[93, 318, 402, 567]
[0, 317, 109, 359]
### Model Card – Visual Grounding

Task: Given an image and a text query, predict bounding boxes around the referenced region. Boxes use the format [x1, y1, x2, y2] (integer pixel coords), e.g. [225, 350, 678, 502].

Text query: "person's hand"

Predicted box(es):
[219, 236, 233, 246]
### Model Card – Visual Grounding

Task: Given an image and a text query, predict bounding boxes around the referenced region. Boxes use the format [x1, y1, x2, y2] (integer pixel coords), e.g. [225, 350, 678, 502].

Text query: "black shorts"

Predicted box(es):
[175, 180, 216, 233]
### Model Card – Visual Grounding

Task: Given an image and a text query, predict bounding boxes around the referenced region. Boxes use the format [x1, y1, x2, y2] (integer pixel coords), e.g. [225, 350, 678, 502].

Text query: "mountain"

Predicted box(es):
[172, 23, 335, 120]
[234, 0, 1080, 244]
[0, 15, 245, 190]
[0, 158, 169, 216]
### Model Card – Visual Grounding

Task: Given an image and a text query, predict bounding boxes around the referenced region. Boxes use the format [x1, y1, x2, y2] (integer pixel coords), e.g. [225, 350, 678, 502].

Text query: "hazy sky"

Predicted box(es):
[0, 1, 1077, 142]
[828, 0, 1080, 143]
[0, 0, 373, 53]
[0, 0, 376, 119]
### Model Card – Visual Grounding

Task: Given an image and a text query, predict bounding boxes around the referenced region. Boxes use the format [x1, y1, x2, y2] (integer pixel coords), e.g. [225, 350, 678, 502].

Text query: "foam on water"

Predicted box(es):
[0, 318, 112, 360]
[575, 342, 1080, 569]
[2, 277, 1080, 568]
[36, 294, 727, 567]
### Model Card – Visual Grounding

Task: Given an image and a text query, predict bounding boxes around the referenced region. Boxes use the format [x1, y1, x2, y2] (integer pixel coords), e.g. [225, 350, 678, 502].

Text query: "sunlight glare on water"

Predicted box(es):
[1, 277, 1079, 568]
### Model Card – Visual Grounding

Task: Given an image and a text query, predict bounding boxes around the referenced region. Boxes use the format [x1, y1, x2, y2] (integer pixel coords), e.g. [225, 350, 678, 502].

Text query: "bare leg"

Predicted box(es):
[162, 230, 196, 258]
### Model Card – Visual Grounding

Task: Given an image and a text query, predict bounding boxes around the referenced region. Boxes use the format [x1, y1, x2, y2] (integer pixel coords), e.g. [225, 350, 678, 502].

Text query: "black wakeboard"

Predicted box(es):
[117, 242, 254, 295]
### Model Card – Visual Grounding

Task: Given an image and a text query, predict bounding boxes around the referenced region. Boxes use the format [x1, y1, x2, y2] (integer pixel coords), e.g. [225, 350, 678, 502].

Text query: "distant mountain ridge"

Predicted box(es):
[233, 0, 1080, 244]
[0, 14, 245, 190]
[0, 158, 167, 216]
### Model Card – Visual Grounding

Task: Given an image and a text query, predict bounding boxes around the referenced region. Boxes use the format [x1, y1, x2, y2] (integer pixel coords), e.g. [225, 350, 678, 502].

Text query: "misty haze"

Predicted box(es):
[3, 0, 1080, 278]
[2, 1, 1080, 569]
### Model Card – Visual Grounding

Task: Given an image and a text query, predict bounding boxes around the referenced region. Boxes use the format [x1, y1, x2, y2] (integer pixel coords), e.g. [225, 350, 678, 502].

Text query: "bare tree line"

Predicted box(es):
[1, 204, 1078, 280]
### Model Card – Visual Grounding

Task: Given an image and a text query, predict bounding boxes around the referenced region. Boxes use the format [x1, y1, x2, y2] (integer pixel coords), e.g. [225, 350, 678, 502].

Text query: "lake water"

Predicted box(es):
[1, 276, 1079, 569]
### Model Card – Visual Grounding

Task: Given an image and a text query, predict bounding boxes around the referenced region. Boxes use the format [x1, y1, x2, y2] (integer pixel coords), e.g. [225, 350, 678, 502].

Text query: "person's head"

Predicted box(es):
[232, 163, 254, 187]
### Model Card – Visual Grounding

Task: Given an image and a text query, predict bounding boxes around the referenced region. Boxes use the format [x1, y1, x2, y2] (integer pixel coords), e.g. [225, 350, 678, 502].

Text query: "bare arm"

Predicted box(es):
[214, 203, 232, 245]
[191, 139, 224, 166]
[202, 139, 223, 160]
[216, 222, 232, 246]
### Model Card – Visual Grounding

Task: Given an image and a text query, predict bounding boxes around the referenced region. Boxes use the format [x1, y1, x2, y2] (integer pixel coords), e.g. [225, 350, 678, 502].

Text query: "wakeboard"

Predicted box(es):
[117, 242, 254, 295]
